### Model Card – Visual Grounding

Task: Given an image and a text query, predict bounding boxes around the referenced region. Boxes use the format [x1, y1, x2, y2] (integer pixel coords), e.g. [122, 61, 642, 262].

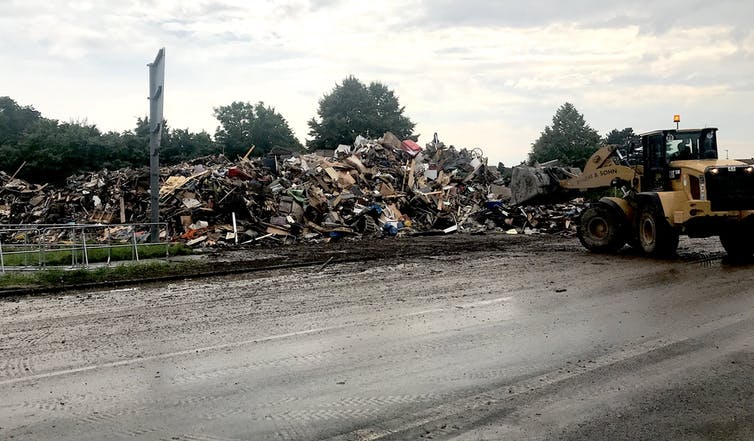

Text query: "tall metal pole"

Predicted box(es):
[148, 48, 165, 243]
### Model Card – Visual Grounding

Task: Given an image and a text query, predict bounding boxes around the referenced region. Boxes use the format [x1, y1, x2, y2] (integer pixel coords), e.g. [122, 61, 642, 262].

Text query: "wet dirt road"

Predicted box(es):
[1, 234, 752, 440]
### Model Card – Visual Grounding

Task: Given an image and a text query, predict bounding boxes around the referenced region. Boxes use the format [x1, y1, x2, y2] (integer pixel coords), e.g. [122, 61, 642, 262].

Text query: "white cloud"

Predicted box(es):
[1, 0, 754, 166]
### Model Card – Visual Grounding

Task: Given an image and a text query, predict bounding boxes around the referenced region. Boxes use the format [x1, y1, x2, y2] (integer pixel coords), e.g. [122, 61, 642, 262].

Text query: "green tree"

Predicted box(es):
[118, 117, 151, 167]
[528, 103, 602, 169]
[214, 101, 302, 158]
[98, 130, 132, 170]
[603, 127, 639, 147]
[13, 119, 104, 183]
[307, 76, 415, 150]
[162, 128, 216, 164]
[0, 96, 42, 146]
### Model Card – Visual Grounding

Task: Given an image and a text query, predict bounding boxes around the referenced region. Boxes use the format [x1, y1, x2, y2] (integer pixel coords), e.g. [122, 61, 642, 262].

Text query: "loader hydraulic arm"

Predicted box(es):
[510, 144, 641, 206]
[558, 145, 640, 192]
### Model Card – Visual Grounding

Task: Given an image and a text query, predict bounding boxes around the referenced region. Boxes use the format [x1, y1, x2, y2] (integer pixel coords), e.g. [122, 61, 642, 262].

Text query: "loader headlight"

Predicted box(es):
[710, 168, 720, 174]
[746, 167, 754, 173]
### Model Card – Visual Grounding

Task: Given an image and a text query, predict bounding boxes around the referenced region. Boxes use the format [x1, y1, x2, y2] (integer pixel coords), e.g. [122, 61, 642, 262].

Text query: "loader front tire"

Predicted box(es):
[578, 205, 625, 253]
[638, 205, 679, 257]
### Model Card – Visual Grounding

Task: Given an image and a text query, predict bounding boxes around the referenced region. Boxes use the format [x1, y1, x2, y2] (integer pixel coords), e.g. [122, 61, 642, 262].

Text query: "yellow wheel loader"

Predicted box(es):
[511, 128, 754, 258]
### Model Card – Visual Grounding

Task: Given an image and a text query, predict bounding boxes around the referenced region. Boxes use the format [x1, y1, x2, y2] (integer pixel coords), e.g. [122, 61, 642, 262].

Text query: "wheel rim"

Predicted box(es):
[641, 217, 656, 246]
[587, 217, 609, 240]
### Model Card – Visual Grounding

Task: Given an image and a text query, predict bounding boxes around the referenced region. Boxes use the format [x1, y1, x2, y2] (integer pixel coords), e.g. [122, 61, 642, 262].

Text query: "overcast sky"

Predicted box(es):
[2, 0, 754, 165]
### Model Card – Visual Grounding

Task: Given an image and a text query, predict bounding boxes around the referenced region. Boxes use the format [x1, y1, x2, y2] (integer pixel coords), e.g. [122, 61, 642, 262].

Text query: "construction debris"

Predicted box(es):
[0, 133, 585, 246]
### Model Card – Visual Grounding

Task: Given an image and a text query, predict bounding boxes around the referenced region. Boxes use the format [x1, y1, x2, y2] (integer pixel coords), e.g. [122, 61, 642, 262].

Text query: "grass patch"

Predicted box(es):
[0, 260, 204, 289]
[0, 243, 192, 266]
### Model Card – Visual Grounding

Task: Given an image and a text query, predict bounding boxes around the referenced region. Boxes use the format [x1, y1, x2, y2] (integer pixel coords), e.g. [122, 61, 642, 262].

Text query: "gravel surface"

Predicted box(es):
[0, 233, 752, 440]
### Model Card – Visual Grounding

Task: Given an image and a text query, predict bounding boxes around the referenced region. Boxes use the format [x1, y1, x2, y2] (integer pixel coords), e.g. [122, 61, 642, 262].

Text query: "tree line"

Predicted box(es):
[0, 75, 415, 183]
[0, 96, 280, 183]
[1, 76, 633, 184]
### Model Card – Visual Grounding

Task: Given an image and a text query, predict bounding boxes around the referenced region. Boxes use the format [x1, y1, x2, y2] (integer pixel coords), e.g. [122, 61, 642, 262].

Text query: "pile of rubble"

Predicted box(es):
[0, 133, 584, 246]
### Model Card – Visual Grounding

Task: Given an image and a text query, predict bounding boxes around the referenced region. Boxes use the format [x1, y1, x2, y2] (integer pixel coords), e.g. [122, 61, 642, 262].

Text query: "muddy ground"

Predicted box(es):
[0, 233, 752, 440]
[204, 230, 727, 270]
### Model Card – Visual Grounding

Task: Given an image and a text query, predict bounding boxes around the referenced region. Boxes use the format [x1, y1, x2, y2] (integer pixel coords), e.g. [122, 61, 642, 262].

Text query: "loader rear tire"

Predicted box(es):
[720, 222, 754, 261]
[638, 205, 679, 257]
[577, 205, 626, 253]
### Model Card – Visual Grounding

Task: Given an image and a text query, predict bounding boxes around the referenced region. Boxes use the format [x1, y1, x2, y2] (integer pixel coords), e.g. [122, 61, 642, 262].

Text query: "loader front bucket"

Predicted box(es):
[510, 165, 578, 206]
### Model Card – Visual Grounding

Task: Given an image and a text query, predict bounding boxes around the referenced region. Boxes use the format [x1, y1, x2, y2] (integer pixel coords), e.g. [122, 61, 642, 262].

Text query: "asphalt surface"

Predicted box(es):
[0, 234, 752, 440]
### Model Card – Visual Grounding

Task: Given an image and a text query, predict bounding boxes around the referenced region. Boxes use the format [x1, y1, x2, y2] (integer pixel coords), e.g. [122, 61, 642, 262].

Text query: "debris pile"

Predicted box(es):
[0, 133, 585, 246]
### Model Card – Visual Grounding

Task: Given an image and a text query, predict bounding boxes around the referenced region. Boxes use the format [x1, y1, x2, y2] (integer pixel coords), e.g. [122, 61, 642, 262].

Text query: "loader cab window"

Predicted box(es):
[643, 133, 669, 191]
[700, 129, 718, 159]
[666, 130, 718, 161]
[666, 134, 693, 161]
[645, 134, 666, 165]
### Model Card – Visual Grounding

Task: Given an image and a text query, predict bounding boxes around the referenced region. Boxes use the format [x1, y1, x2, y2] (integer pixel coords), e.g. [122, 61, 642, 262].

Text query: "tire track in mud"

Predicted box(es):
[3, 394, 149, 440]
[198, 393, 444, 424]
[168, 303, 513, 391]
[11, 392, 146, 422]
[76, 410, 121, 426]
[0, 357, 34, 378]
[163, 434, 240, 441]
[326, 312, 754, 441]
[113, 426, 162, 439]
[270, 417, 307, 441]
[5, 374, 446, 437]
[1, 309, 510, 437]
[0, 290, 309, 382]
[1, 327, 55, 346]
[0, 257, 509, 386]
[5, 390, 227, 438]
[252, 394, 447, 441]
[171, 350, 335, 385]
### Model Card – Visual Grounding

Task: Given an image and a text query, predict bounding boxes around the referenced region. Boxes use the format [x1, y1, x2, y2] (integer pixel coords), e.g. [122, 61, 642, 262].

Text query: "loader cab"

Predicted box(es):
[640, 128, 718, 191]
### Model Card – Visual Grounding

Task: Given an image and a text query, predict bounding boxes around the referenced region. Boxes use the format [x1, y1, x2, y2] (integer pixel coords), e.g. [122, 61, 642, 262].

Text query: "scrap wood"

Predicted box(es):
[0, 161, 27, 195]
[344, 155, 367, 174]
[317, 257, 334, 272]
[252, 233, 274, 242]
[186, 235, 207, 246]
[265, 225, 290, 236]
[241, 145, 256, 161]
[217, 187, 237, 204]
[159, 169, 211, 199]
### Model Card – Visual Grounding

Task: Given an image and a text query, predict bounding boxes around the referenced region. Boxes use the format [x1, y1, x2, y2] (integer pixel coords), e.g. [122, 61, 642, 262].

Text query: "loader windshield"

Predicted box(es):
[665, 129, 718, 161]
